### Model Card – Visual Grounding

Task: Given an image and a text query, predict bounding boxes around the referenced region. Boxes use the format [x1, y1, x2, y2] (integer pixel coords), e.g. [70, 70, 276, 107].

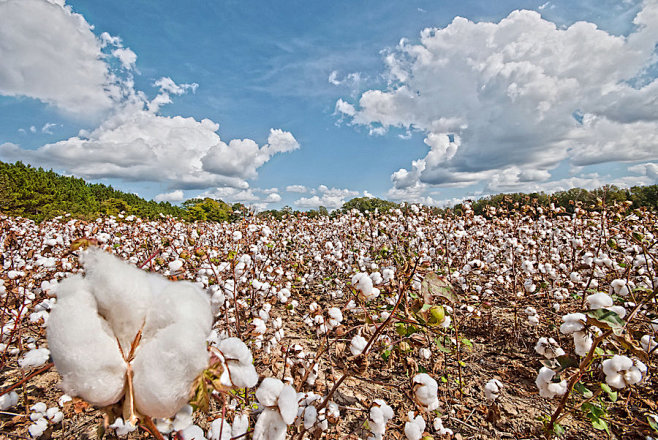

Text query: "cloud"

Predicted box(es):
[286, 185, 308, 193]
[628, 162, 658, 180]
[154, 190, 185, 203]
[201, 128, 299, 181]
[294, 186, 359, 209]
[0, 2, 300, 193]
[0, 87, 299, 190]
[0, 0, 131, 118]
[41, 123, 57, 134]
[338, 2, 658, 193]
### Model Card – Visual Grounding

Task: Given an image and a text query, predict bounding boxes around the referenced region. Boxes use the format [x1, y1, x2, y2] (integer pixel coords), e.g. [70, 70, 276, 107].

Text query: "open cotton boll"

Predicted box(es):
[81, 249, 153, 353]
[208, 418, 232, 440]
[484, 378, 503, 401]
[132, 324, 209, 417]
[19, 347, 50, 368]
[535, 367, 567, 398]
[610, 279, 631, 296]
[368, 399, 394, 440]
[602, 355, 647, 389]
[0, 391, 19, 410]
[641, 335, 657, 352]
[47, 277, 127, 407]
[109, 418, 137, 436]
[535, 337, 565, 359]
[412, 373, 439, 411]
[231, 413, 249, 438]
[168, 259, 184, 272]
[404, 412, 426, 440]
[253, 378, 297, 439]
[586, 292, 613, 310]
[350, 335, 367, 356]
[217, 337, 258, 388]
[180, 424, 207, 440]
[433, 417, 453, 435]
[560, 313, 586, 335]
[573, 331, 593, 356]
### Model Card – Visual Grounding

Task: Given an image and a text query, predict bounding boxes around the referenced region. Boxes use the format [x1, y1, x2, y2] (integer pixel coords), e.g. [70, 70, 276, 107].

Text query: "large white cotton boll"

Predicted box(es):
[82, 249, 153, 353]
[132, 324, 209, 418]
[47, 277, 126, 407]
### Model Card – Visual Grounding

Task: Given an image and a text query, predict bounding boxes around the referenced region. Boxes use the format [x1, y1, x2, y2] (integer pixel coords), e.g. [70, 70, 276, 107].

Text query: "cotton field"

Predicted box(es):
[0, 201, 656, 439]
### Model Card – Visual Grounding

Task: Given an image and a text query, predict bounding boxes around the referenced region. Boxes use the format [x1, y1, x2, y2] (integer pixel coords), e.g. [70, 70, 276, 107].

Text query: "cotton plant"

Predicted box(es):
[47, 248, 213, 421]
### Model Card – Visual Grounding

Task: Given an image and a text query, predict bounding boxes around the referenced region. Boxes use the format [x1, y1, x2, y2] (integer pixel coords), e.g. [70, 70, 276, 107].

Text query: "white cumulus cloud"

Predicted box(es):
[338, 1, 658, 195]
[0, 0, 131, 118]
[154, 190, 185, 203]
[294, 186, 359, 209]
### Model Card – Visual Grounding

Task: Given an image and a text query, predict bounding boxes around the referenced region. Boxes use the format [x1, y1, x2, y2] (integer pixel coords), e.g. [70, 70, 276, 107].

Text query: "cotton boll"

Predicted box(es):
[217, 337, 259, 388]
[109, 418, 137, 436]
[0, 391, 19, 410]
[602, 355, 647, 389]
[641, 335, 657, 352]
[82, 249, 153, 353]
[586, 292, 613, 310]
[572, 331, 592, 356]
[350, 335, 367, 356]
[535, 367, 567, 398]
[560, 313, 586, 335]
[231, 413, 249, 438]
[132, 324, 209, 417]
[303, 406, 318, 429]
[534, 337, 565, 359]
[180, 424, 208, 440]
[277, 384, 298, 425]
[28, 418, 49, 438]
[47, 277, 126, 407]
[19, 348, 50, 368]
[253, 408, 287, 440]
[433, 417, 453, 435]
[369, 399, 394, 439]
[208, 418, 232, 440]
[610, 279, 631, 296]
[169, 259, 184, 272]
[484, 378, 503, 401]
[412, 373, 439, 411]
[404, 412, 426, 440]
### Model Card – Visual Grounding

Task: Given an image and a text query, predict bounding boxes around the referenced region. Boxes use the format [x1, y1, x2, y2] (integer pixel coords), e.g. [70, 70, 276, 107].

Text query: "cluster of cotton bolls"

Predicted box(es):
[302, 302, 343, 335]
[351, 272, 381, 301]
[26, 401, 64, 437]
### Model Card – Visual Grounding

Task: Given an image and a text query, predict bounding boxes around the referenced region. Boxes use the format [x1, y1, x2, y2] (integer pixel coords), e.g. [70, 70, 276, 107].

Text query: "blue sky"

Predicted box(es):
[0, 0, 657, 210]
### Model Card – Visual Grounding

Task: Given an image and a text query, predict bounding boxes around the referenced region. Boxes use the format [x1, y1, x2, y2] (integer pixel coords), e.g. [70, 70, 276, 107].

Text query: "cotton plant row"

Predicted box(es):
[0, 200, 655, 438]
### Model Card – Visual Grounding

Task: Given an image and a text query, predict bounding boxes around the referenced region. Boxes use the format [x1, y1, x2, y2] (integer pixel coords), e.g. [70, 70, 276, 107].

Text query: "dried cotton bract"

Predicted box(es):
[47, 248, 212, 418]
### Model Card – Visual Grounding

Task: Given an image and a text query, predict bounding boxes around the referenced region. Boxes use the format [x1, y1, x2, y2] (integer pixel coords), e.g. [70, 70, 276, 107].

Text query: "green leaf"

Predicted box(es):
[600, 383, 618, 402]
[461, 338, 473, 349]
[553, 423, 565, 436]
[574, 382, 593, 399]
[591, 418, 609, 434]
[586, 308, 625, 334]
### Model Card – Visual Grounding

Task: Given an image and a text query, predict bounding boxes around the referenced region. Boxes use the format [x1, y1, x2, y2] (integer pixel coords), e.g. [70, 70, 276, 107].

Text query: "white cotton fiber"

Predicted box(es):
[253, 409, 287, 440]
[47, 248, 213, 418]
[47, 276, 127, 407]
[143, 280, 212, 340]
[82, 249, 153, 353]
[132, 324, 209, 417]
[217, 338, 259, 388]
